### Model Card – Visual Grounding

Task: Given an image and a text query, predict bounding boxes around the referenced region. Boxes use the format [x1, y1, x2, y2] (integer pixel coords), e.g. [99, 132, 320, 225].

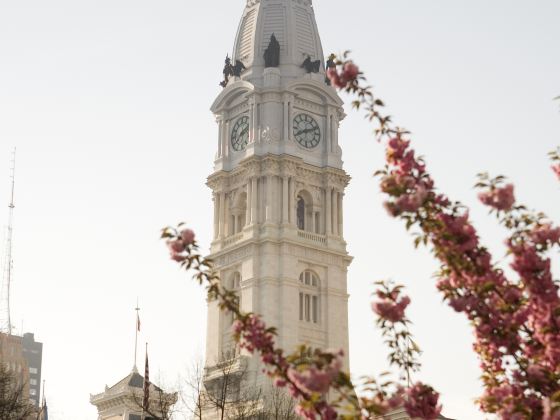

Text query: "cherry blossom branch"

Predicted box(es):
[327, 54, 560, 418]
[372, 281, 420, 386]
[161, 225, 360, 419]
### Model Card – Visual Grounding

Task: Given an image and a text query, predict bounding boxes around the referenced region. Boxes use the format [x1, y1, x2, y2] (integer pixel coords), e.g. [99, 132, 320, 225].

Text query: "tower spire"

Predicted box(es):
[0, 148, 16, 335]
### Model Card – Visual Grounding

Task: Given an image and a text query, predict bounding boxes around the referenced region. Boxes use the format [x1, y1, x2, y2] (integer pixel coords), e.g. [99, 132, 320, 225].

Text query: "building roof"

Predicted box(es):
[106, 369, 163, 393]
[231, 0, 325, 85]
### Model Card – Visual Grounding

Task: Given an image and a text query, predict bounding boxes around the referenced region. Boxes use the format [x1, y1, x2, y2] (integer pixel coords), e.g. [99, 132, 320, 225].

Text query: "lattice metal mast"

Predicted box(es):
[0, 149, 16, 334]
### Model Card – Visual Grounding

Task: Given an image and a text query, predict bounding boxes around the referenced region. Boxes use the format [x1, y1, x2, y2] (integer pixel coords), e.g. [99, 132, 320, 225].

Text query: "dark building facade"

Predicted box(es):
[21, 333, 43, 407]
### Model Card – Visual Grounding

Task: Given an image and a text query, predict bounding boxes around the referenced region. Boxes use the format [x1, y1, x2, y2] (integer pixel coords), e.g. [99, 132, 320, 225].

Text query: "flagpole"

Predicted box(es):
[134, 298, 140, 371]
[142, 342, 149, 420]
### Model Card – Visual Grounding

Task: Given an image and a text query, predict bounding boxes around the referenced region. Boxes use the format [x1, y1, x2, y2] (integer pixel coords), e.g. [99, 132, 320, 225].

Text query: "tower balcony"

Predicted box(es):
[297, 229, 327, 245]
[211, 223, 348, 255]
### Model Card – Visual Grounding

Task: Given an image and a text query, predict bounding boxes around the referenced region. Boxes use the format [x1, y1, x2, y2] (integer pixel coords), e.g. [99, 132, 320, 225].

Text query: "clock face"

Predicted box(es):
[231, 116, 250, 151]
[293, 114, 321, 149]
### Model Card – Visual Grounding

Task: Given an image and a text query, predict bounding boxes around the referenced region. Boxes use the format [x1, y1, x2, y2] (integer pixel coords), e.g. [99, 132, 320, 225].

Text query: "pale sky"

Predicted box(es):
[0, 1, 559, 419]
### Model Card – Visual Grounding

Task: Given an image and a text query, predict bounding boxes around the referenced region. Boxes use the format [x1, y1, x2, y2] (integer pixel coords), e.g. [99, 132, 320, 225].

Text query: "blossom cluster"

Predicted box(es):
[327, 56, 560, 418]
[326, 61, 360, 89]
[372, 285, 411, 324]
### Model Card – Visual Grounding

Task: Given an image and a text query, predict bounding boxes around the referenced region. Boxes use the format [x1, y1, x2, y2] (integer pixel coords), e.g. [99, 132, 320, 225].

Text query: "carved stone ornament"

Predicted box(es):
[264, 34, 281, 68]
[261, 126, 280, 142]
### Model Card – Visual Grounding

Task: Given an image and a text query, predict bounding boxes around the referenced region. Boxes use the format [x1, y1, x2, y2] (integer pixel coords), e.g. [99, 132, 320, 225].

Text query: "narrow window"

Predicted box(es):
[312, 296, 318, 323]
[305, 294, 310, 321]
[299, 293, 304, 320]
[297, 196, 305, 230]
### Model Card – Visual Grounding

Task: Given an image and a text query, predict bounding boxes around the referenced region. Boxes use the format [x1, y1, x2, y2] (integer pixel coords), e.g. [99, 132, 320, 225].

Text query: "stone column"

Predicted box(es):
[224, 120, 230, 158]
[325, 111, 331, 154]
[288, 99, 293, 141]
[266, 175, 273, 222]
[251, 177, 258, 224]
[219, 192, 226, 238]
[325, 187, 332, 235]
[251, 100, 259, 144]
[332, 189, 339, 236]
[246, 181, 252, 226]
[282, 176, 289, 224]
[224, 194, 230, 236]
[338, 192, 343, 237]
[283, 98, 289, 140]
[213, 193, 219, 239]
[217, 118, 224, 158]
[289, 178, 296, 225]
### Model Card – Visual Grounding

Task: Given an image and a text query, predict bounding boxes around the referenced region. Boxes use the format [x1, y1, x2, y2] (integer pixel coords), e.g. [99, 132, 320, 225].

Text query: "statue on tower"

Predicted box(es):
[301, 55, 321, 73]
[264, 34, 280, 68]
[325, 53, 336, 85]
[220, 55, 247, 87]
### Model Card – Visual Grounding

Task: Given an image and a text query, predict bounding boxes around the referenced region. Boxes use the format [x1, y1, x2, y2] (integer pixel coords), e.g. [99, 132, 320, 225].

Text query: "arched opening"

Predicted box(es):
[296, 189, 317, 232]
[230, 192, 247, 235]
[298, 270, 320, 324]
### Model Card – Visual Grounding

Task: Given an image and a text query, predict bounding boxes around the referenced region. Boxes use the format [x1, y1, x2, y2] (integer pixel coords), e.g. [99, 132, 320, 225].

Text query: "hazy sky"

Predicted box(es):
[0, 0, 559, 419]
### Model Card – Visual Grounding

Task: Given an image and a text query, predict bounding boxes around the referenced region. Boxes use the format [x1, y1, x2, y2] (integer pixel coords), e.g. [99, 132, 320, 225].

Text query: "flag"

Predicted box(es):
[136, 312, 141, 332]
[143, 345, 150, 412]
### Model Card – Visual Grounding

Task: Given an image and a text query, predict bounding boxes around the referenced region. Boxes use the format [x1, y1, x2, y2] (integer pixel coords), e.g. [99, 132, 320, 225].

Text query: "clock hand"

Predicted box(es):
[239, 127, 249, 138]
[299, 127, 316, 135]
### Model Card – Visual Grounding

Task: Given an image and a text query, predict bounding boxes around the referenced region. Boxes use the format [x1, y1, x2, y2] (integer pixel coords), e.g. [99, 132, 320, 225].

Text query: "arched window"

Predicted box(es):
[299, 270, 320, 324]
[230, 192, 247, 235]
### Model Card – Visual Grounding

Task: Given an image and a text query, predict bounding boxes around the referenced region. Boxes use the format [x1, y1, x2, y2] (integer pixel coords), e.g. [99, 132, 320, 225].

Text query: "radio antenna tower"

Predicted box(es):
[0, 149, 16, 335]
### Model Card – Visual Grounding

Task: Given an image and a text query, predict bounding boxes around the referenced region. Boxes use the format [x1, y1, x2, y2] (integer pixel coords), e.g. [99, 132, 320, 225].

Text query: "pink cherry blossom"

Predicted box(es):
[543, 398, 560, 420]
[478, 184, 515, 211]
[393, 185, 428, 214]
[372, 295, 411, 323]
[530, 224, 560, 245]
[342, 62, 359, 81]
[287, 350, 343, 395]
[552, 164, 560, 180]
[168, 239, 185, 253]
[232, 314, 275, 354]
[404, 382, 442, 420]
[327, 67, 345, 89]
[170, 251, 186, 262]
[180, 228, 196, 245]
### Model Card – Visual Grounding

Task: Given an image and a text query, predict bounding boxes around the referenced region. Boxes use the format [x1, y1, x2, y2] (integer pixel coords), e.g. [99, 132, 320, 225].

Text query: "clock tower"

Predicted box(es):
[204, 0, 351, 409]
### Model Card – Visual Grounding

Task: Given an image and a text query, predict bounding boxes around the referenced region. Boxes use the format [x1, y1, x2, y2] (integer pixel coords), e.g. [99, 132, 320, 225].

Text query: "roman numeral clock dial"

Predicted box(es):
[231, 116, 250, 151]
[293, 113, 321, 149]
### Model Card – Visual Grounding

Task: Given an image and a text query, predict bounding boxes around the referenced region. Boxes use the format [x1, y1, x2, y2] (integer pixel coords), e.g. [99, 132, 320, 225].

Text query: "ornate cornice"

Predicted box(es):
[208, 155, 350, 192]
[246, 0, 312, 7]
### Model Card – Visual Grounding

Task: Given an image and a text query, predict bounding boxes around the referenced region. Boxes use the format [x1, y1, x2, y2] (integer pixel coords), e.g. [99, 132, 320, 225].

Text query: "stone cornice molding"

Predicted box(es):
[208, 155, 350, 191]
[245, 0, 312, 9]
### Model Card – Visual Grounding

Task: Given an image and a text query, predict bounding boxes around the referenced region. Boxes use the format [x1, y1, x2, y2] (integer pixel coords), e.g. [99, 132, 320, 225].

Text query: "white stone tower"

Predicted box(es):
[204, 0, 351, 404]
